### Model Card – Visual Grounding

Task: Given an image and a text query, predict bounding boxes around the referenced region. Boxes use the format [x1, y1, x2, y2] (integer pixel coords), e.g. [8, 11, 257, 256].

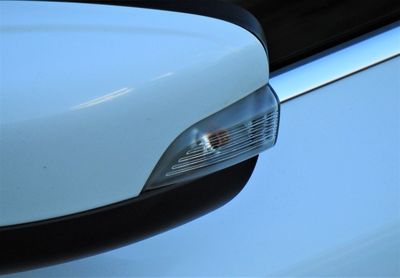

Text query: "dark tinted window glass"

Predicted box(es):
[225, 0, 400, 71]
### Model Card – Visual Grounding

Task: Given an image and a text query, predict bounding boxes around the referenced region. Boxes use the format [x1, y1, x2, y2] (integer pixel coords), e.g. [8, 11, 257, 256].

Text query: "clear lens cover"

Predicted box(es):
[144, 84, 280, 190]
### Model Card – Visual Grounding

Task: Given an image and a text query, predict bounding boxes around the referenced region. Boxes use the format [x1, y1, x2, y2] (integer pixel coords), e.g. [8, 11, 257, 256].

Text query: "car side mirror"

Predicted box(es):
[0, 0, 280, 273]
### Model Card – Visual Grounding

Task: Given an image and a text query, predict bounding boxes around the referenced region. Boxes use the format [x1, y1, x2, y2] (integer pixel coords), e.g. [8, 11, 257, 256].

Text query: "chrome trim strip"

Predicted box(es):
[270, 24, 400, 103]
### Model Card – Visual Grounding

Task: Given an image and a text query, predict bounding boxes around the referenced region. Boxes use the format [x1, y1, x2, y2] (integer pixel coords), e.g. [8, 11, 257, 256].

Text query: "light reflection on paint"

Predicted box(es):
[150, 72, 174, 82]
[71, 87, 132, 110]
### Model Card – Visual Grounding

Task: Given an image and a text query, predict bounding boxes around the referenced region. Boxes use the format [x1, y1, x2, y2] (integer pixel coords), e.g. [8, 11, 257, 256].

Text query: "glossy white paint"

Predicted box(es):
[0, 1, 268, 226]
[271, 24, 400, 102]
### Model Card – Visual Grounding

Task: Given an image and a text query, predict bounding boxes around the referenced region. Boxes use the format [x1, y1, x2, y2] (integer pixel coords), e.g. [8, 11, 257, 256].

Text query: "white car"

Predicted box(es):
[1, 0, 399, 276]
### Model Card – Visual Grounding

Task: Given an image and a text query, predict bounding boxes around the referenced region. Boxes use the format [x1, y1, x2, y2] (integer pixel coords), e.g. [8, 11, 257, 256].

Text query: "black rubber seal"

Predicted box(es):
[0, 156, 257, 274]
